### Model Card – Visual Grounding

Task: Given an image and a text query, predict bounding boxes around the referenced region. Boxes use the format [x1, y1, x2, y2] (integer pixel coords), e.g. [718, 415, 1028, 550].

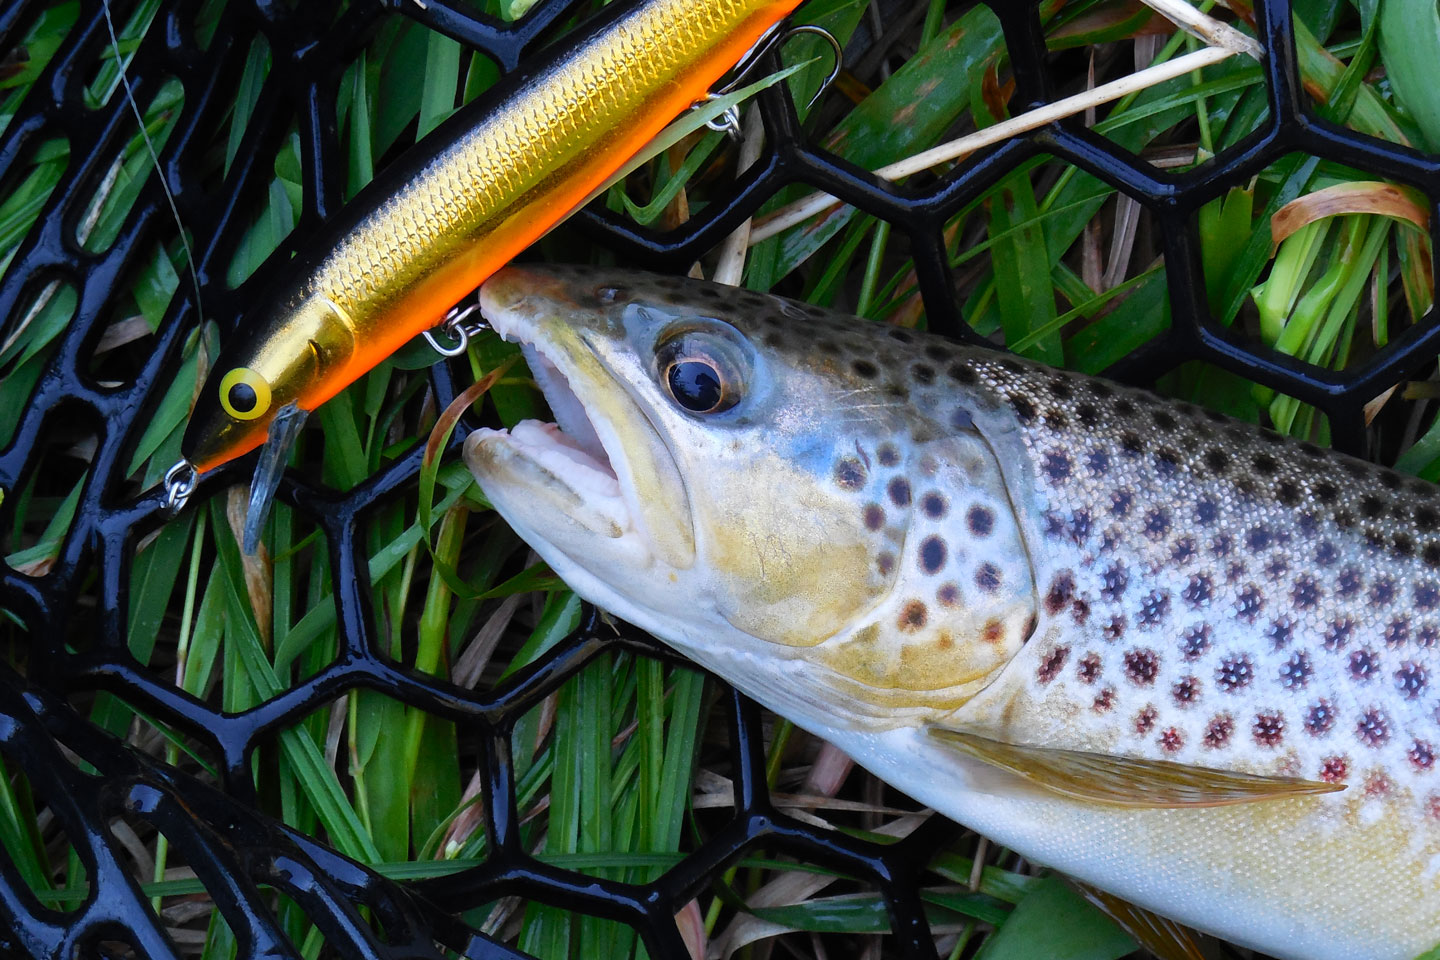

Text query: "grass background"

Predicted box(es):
[2, 0, 1439, 957]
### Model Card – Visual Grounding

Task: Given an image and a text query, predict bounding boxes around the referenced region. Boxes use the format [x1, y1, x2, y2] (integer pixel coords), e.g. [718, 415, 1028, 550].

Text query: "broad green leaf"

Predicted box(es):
[973, 875, 1134, 960]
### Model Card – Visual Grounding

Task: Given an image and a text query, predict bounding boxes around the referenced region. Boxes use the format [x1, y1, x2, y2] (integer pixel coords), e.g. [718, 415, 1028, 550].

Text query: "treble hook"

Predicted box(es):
[704, 22, 844, 140]
[423, 301, 491, 358]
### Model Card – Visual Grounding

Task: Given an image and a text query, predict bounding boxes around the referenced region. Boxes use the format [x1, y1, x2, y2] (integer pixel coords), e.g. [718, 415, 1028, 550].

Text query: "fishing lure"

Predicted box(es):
[165, 0, 812, 514]
[464, 264, 1440, 960]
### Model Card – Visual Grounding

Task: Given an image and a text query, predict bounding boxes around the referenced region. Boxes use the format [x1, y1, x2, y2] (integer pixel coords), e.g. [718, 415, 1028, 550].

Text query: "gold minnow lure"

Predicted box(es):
[176, 0, 802, 480]
[464, 264, 1440, 960]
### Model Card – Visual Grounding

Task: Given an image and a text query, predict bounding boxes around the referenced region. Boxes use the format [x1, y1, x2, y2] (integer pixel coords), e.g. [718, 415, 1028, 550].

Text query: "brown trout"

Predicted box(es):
[463, 264, 1440, 959]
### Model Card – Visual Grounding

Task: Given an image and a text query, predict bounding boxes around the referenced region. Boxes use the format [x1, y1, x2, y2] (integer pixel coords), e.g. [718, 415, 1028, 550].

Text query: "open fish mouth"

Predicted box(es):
[462, 267, 695, 569]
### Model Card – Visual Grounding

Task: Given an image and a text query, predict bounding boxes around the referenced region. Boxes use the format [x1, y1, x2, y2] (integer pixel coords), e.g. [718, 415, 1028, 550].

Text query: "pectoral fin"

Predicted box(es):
[927, 725, 1344, 807]
[1069, 880, 1206, 960]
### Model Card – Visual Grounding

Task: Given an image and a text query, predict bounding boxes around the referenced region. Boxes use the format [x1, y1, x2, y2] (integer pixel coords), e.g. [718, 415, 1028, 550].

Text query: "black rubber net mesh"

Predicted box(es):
[0, 0, 1435, 957]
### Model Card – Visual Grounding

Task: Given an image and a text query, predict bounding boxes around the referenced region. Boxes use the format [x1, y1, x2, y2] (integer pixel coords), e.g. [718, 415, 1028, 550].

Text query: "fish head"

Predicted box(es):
[183, 295, 356, 473]
[466, 265, 1034, 724]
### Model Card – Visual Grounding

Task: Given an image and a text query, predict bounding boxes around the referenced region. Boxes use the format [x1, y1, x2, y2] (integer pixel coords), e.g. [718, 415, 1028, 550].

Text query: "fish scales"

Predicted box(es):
[463, 265, 1440, 959]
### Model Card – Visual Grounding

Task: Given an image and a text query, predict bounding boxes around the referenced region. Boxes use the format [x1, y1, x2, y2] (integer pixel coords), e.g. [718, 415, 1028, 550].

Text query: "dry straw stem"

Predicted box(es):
[749, 2, 1260, 246]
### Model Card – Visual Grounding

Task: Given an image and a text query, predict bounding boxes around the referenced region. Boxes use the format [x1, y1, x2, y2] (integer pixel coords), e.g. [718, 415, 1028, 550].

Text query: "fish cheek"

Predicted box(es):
[701, 455, 886, 648]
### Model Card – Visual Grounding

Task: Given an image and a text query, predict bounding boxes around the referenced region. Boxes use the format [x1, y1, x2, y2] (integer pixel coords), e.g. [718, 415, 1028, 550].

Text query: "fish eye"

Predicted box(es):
[655, 329, 746, 415]
[219, 367, 272, 421]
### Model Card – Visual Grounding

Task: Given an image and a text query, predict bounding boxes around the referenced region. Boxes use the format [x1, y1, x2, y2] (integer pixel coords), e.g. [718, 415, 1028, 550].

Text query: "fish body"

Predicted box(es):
[463, 264, 1440, 960]
[180, 0, 800, 473]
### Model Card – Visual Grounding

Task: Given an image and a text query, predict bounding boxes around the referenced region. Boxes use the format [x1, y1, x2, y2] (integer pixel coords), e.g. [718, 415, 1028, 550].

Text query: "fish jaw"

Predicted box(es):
[465, 280, 697, 596]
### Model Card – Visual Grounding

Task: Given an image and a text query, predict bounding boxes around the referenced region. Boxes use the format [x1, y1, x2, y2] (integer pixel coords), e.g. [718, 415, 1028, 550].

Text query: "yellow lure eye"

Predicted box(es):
[219, 367, 272, 421]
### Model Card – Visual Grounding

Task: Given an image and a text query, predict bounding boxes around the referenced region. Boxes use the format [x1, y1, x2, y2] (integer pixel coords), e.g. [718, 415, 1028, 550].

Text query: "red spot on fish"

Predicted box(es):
[1092, 687, 1115, 713]
[1253, 712, 1285, 747]
[1204, 713, 1234, 749]
[1364, 772, 1393, 798]
[1158, 727, 1184, 752]
[1076, 653, 1102, 684]
[1318, 756, 1348, 783]
[1134, 705, 1157, 735]
[1037, 646, 1069, 684]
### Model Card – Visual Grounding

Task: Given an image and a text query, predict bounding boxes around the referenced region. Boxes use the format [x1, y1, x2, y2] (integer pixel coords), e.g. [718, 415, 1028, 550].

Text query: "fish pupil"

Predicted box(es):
[667, 360, 722, 412]
[228, 381, 257, 414]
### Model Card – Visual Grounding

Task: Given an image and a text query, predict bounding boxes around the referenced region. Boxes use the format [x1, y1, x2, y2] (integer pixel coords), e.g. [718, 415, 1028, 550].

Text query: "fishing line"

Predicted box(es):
[100, 0, 205, 331]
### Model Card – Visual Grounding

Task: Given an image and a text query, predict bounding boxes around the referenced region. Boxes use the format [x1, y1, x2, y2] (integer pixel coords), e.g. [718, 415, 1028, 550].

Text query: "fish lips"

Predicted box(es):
[464, 267, 697, 575]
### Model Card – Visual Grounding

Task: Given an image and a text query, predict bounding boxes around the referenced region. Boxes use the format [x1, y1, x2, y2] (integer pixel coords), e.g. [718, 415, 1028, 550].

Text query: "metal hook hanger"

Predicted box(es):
[423, 301, 491, 357]
[704, 21, 844, 140]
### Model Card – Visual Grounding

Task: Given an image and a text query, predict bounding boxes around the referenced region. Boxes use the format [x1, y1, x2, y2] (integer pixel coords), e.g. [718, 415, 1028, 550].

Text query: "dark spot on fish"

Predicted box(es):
[1182, 574, 1213, 608]
[1386, 617, 1410, 647]
[1069, 511, 1093, 544]
[1125, 648, 1160, 686]
[1172, 676, 1200, 706]
[1077, 653, 1102, 683]
[924, 344, 951, 362]
[1217, 654, 1254, 692]
[1135, 705, 1158, 734]
[937, 582, 960, 606]
[1291, 574, 1321, 610]
[863, 504, 884, 531]
[888, 477, 911, 507]
[1380, 469, 1404, 489]
[1396, 662, 1427, 699]
[1357, 709, 1390, 748]
[1044, 409, 1068, 431]
[1411, 741, 1435, 771]
[1280, 651, 1311, 689]
[952, 407, 975, 431]
[898, 600, 927, 631]
[887, 328, 914, 344]
[1154, 449, 1180, 478]
[1265, 618, 1294, 650]
[877, 552, 896, 576]
[1319, 757, 1348, 782]
[1245, 526, 1272, 552]
[835, 458, 866, 490]
[1264, 556, 1290, 580]
[1049, 379, 1074, 401]
[1037, 646, 1069, 684]
[1315, 541, 1338, 566]
[981, 620, 1003, 643]
[1120, 432, 1145, 457]
[1171, 537, 1197, 564]
[1313, 480, 1338, 503]
[1334, 509, 1356, 529]
[1324, 618, 1355, 651]
[1042, 451, 1071, 483]
[763, 331, 785, 348]
[877, 444, 900, 467]
[1087, 450, 1110, 475]
[1425, 544, 1440, 568]
[1360, 495, 1386, 519]
[1300, 442, 1327, 459]
[1275, 481, 1302, 506]
[1252, 454, 1278, 475]
[1234, 584, 1264, 622]
[1304, 700, 1335, 737]
[1110, 489, 1133, 518]
[1420, 507, 1440, 532]
[1372, 577, 1397, 606]
[1100, 563, 1129, 602]
[1195, 498, 1219, 526]
[1349, 648, 1380, 682]
[920, 492, 947, 519]
[1103, 615, 1127, 641]
[948, 362, 977, 385]
[1421, 624, 1440, 648]
[1143, 508, 1170, 540]
[1158, 727, 1185, 752]
[912, 363, 935, 385]
[1114, 398, 1136, 417]
[975, 563, 1002, 593]
[1076, 403, 1100, 427]
[1204, 449, 1230, 474]
[1045, 572, 1075, 616]
[1419, 582, 1440, 611]
[1152, 411, 1177, 431]
[816, 339, 841, 355]
[852, 359, 879, 379]
[1009, 394, 1037, 423]
[1253, 712, 1285, 747]
[1093, 687, 1116, 712]
[1204, 713, 1235, 748]
[1138, 590, 1170, 628]
[919, 536, 947, 575]
[1337, 567, 1362, 597]
[966, 505, 994, 537]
